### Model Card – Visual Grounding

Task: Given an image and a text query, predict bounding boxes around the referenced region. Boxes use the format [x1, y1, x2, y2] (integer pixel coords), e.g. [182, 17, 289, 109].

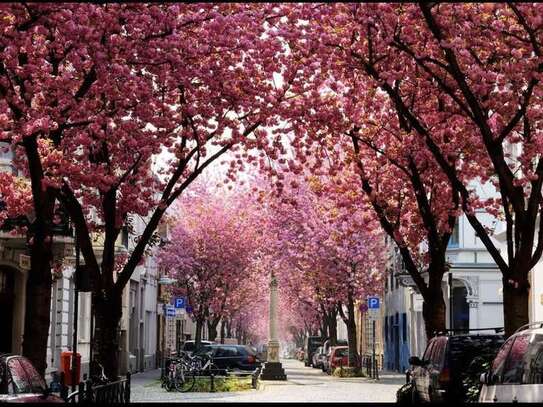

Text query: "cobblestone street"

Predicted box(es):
[131, 359, 404, 402]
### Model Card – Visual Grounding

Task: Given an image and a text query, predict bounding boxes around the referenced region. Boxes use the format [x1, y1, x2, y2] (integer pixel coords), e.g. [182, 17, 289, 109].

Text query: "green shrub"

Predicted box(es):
[332, 367, 365, 377]
[191, 376, 253, 392]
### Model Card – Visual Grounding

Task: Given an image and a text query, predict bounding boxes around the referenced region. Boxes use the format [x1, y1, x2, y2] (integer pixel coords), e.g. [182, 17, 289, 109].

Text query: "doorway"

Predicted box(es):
[452, 282, 470, 333]
[0, 267, 15, 353]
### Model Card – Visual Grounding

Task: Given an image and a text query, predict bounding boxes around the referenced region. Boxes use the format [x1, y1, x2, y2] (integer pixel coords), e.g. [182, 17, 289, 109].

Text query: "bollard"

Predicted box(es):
[210, 373, 215, 392]
[126, 372, 131, 403]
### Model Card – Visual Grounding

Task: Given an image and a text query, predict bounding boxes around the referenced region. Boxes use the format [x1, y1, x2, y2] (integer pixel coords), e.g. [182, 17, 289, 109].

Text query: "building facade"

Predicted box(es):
[383, 212, 504, 372]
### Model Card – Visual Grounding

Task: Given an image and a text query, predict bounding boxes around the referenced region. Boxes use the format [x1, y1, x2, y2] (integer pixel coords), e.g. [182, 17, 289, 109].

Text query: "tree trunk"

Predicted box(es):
[226, 319, 232, 338]
[22, 260, 52, 376]
[195, 318, 204, 350]
[422, 288, 447, 339]
[502, 272, 530, 337]
[93, 292, 123, 379]
[328, 310, 338, 346]
[207, 319, 219, 342]
[346, 294, 360, 368]
[220, 320, 226, 344]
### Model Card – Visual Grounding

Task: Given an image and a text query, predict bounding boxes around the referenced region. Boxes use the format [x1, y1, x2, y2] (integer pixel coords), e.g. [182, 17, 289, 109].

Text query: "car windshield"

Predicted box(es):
[7, 357, 46, 394]
[183, 342, 195, 352]
[335, 348, 348, 357]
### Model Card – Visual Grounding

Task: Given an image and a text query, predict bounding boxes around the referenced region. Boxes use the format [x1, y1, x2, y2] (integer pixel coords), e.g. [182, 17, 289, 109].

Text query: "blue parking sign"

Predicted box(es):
[165, 305, 176, 317]
[174, 297, 186, 309]
[367, 297, 380, 309]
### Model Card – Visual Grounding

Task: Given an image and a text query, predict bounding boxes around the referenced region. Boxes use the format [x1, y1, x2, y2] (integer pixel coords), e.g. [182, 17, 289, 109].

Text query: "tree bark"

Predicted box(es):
[422, 288, 447, 339]
[207, 318, 220, 342]
[22, 263, 52, 376]
[21, 136, 56, 376]
[220, 320, 225, 344]
[502, 272, 530, 337]
[93, 291, 122, 379]
[346, 293, 360, 368]
[195, 318, 204, 350]
[328, 309, 338, 346]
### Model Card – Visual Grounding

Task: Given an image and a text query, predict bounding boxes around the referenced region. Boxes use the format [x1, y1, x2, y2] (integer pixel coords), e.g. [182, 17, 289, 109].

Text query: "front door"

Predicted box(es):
[394, 325, 400, 371]
[0, 268, 15, 353]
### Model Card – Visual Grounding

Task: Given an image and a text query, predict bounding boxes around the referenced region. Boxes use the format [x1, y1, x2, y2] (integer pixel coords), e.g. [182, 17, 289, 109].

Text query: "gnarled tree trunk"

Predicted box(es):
[93, 291, 123, 379]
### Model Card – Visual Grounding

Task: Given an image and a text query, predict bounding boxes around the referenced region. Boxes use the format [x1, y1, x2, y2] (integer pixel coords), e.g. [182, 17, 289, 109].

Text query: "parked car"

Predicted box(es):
[304, 336, 323, 367]
[326, 346, 349, 374]
[181, 340, 215, 354]
[312, 346, 325, 369]
[407, 332, 504, 403]
[196, 345, 261, 372]
[479, 322, 543, 403]
[321, 339, 348, 373]
[0, 353, 64, 403]
[256, 344, 268, 362]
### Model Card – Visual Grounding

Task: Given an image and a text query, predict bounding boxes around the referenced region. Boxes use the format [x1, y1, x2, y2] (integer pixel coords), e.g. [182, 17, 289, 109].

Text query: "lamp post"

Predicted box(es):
[260, 273, 286, 381]
[157, 276, 176, 373]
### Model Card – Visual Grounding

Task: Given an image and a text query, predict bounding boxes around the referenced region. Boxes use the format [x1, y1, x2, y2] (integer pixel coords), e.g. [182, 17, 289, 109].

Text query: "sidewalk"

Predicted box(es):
[130, 368, 161, 386]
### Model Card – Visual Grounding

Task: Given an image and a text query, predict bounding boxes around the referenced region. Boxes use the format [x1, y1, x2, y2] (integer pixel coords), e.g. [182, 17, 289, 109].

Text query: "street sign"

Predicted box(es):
[367, 297, 380, 309]
[165, 305, 176, 318]
[186, 305, 193, 314]
[174, 297, 186, 309]
[359, 303, 368, 313]
[367, 310, 380, 321]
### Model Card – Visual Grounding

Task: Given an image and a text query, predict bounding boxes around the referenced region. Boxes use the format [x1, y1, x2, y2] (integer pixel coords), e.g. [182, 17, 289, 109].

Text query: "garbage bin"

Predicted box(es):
[60, 352, 81, 386]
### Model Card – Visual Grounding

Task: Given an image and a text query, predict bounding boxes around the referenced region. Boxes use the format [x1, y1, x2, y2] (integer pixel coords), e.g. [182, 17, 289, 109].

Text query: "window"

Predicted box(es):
[7, 358, 29, 394]
[431, 337, 448, 368]
[17, 358, 46, 392]
[490, 337, 515, 384]
[525, 335, 543, 384]
[502, 334, 530, 383]
[423, 340, 435, 361]
[448, 219, 460, 248]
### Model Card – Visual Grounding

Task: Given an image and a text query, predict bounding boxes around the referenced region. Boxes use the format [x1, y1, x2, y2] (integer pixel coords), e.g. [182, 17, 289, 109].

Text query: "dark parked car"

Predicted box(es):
[181, 340, 215, 354]
[406, 332, 505, 403]
[304, 336, 323, 367]
[0, 354, 64, 403]
[196, 345, 262, 372]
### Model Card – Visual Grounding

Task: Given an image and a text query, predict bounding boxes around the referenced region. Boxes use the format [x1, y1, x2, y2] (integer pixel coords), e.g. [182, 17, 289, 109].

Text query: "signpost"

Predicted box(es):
[367, 297, 380, 380]
[174, 297, 186, 309]
[165, 305, 176, 318]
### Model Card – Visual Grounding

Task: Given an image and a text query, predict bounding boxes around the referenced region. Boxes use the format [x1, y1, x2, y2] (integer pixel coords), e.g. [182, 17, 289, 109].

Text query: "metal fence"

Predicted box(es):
[60, 373, 131, 403]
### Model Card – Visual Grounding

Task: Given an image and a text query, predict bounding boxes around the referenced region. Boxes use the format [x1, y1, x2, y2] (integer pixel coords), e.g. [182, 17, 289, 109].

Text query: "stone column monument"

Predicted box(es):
[260, 274, 287, 380]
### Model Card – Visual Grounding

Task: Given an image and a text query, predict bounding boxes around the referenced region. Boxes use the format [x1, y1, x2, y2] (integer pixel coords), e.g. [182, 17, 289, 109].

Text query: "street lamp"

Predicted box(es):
[260, 273, 286, 381]
[157, 275, 176, 373]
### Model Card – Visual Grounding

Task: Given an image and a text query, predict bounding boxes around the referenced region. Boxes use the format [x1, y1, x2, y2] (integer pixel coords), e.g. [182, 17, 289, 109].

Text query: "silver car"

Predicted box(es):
[480, 322, 543, 402]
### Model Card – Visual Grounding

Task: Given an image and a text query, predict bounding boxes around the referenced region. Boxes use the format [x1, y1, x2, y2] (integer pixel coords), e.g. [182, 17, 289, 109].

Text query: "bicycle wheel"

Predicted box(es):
[175, 365, 196, 392]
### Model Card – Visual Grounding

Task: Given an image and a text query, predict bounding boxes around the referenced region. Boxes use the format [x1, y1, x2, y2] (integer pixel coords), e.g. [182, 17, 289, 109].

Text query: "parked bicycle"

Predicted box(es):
[161, 355, 195, 392]
[161, 351, 222, 393]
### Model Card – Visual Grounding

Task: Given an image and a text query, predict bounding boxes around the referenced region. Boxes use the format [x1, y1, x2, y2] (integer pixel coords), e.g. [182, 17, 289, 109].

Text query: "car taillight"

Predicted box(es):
[247, 355, 255, 363]
[438, 367, 450, 384]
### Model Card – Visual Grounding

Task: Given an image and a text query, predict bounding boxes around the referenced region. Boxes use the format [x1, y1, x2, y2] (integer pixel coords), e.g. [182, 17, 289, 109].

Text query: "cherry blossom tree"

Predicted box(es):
[260, 173, 385, 367]
[0, 3, 293, 376]
[159, 181, 265, 349]
[276, 3, 543, 336]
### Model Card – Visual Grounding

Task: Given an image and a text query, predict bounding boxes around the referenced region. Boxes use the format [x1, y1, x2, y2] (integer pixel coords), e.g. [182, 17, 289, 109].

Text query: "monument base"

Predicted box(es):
[260, 362, 287, 381]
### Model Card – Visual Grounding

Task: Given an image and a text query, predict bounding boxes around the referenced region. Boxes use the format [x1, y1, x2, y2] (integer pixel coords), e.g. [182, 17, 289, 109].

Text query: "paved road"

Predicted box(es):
[131, 359, 404, 402]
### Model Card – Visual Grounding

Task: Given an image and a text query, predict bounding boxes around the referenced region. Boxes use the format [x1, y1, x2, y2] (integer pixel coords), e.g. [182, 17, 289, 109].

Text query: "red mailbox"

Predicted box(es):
[60, 352, 81, 386]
